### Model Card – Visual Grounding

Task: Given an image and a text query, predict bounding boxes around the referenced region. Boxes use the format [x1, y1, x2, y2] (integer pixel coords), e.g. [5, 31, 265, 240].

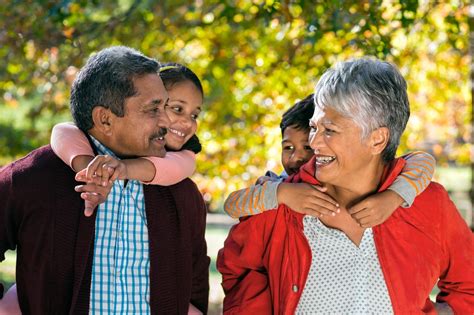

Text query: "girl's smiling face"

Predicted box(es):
[164, 80, 203, 150]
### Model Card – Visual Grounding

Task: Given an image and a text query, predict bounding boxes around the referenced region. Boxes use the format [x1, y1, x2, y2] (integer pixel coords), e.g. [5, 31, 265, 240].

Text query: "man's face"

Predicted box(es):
[281, 126, 314, 175]
[110, 73, 170, 157]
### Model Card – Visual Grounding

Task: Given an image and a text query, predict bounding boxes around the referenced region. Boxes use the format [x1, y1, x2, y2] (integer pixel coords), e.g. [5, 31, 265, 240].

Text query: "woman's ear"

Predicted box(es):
[370, 127, 390, 155]
[91, 106, 114, 136]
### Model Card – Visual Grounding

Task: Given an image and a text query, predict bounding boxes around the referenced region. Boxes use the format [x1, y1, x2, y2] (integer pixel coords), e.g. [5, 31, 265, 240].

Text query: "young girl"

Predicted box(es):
[51, 63, 204, 215]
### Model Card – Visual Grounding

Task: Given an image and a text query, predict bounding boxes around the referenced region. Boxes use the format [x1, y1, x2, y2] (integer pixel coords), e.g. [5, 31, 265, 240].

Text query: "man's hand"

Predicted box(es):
[73, 155, 127, 216]
[75, 171, 114, 217]
[277, 182, 340, 217]
[348, 190, 404, 228]
[83, 155, 128, 186]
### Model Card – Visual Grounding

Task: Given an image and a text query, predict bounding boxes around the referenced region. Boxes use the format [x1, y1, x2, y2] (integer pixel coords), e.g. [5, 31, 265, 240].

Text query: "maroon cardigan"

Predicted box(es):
[0, 145, 210, 314]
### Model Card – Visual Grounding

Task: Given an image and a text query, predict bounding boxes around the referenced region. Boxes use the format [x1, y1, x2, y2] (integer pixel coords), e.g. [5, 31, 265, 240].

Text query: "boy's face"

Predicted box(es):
[281, 125, 314, 175]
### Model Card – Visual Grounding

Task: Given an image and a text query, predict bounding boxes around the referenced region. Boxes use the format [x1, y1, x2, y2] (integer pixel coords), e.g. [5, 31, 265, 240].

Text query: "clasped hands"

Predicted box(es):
[271, 178, 403, 228]
[74, 155, 127, 216]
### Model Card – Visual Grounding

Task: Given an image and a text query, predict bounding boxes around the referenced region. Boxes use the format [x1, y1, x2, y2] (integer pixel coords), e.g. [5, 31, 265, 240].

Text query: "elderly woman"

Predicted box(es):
[217, 59, 473, 314]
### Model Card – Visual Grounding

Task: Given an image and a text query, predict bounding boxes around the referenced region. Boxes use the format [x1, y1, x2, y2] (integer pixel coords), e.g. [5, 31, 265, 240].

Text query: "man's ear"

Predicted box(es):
[91, 106, 114, 136]
[369, 127, 389, 155]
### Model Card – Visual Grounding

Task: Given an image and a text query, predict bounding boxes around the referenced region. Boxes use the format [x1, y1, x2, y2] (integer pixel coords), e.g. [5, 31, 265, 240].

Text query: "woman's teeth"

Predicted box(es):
[316, 156, 336, 165]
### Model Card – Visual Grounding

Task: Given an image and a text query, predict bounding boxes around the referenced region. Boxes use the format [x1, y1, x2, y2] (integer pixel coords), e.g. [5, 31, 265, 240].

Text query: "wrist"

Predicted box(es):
[71, 155, 94, 172]
[385, 189, 405, 207]
[276, 182, 287, 204]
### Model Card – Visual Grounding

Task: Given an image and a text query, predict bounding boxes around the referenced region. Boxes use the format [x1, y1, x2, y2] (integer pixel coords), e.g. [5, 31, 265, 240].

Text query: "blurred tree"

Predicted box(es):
[0, 0, 470, 211]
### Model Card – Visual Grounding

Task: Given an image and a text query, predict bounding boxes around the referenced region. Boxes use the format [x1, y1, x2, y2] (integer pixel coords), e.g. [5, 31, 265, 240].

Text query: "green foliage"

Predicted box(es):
[0, 0, 470, 210]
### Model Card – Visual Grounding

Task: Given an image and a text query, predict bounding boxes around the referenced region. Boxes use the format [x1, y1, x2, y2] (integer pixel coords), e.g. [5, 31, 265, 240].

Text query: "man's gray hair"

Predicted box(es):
[313, 58, 410, 163]
[71, 46, 160, 131]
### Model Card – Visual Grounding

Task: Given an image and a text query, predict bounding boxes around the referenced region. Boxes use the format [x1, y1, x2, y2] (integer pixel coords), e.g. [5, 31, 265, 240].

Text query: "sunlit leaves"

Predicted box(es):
[0, 0, 469, 211]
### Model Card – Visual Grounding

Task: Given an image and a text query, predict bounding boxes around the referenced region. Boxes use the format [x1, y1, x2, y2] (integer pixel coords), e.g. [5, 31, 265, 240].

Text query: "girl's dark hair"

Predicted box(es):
[159, 62, 203, 96]
[280, 94, 315, 136]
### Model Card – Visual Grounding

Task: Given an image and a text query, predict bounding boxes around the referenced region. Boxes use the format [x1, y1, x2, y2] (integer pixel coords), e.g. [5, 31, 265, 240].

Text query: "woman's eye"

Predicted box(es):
[310, 126, 317, 133]
[283, 145, 294, 151]
[324, 128, 335, 135]
[304, 145, 313, 151]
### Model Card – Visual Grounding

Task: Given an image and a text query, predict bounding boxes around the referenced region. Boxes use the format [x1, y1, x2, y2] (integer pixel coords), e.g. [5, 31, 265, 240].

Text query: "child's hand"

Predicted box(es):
[255, 171, 281, 185]
[255, 176, 279, 185]
[277, 182, 340, 217]
[348, 190, 404, 228]
[83, 155, 128, 186]
[75, 173, 113, 217]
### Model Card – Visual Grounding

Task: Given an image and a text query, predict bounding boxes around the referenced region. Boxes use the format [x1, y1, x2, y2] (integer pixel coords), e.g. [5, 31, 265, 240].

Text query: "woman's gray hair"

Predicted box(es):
[313, 58, 410, 163]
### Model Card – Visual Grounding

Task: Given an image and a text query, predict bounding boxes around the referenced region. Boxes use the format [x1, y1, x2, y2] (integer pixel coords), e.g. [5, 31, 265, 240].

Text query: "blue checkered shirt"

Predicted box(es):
[89, 137, 151, 314]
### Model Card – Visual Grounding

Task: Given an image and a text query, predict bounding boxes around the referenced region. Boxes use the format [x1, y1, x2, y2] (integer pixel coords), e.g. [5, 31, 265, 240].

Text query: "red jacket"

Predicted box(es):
[217, 157, 474, 314]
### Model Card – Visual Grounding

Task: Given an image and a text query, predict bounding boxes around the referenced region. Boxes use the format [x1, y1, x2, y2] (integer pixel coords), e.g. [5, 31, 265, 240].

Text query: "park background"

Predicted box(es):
[0, 0, 472, 313]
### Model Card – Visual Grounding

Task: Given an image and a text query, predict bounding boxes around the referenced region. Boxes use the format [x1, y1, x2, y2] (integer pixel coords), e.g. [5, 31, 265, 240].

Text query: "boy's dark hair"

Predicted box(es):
[159, 62, 203, 96]
[280, 94, 315, 136]
[71, 46, 160, 131]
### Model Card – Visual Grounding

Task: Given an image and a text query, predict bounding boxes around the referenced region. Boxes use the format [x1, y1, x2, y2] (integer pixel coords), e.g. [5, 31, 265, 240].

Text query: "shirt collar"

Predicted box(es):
[89, 135, 120, 159]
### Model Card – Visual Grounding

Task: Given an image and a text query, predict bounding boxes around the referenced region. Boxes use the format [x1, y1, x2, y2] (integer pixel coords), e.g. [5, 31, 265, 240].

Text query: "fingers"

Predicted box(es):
[85, 156, 105, 180]
[100, 164, 115, 187]
[308, 186, 339, 207]
[255, 176, 272, 185]
[85, 155, 114, 181]
[76, 169, 87, 181]
[349, 207, 384, 228]
[348, 201, 369, 215]
[75, 183, 110, 196]
[305, 199, 340, 216]
[312, 185, 327, 192]
[357, 215, 381, 228]
[83, 198, 99, 217]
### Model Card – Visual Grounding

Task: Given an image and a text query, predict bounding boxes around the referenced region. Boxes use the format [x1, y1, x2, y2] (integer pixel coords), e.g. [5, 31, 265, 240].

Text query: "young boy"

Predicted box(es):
[224, 94, 435, 227]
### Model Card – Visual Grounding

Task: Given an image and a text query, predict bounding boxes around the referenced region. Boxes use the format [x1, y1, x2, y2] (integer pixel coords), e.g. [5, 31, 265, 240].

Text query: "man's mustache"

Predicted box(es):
[150, 127, 167, 139]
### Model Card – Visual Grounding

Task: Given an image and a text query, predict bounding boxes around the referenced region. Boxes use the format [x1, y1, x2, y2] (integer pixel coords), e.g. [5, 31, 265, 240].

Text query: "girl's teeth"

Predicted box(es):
[169, 128, 185, 137]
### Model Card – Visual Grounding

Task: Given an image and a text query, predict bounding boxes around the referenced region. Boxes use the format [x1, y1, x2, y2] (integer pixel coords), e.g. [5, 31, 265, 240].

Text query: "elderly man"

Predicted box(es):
[0, 46, 209, 314]
[217, 58, 473, 314]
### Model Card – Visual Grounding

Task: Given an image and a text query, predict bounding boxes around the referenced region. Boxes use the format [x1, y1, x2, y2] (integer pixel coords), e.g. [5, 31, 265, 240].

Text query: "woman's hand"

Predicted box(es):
[348, 190, 404, 228]
[277, 182, 340, 217]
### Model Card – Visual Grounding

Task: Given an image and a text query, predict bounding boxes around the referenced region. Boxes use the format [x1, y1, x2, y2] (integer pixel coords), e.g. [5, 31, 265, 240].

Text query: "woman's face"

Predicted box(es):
[308, 107, 374, 189]
[164, 80, 203, 150]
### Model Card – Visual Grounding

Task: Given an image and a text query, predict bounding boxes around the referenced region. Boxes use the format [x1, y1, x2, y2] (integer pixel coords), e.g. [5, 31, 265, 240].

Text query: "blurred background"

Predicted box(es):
[0, 0, 472, 313]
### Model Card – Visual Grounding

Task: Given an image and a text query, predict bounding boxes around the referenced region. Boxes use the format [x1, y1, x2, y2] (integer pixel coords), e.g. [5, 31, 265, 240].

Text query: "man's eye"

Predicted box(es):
[171, 106, 182, 113]
[310, 126, 317, 132]
[304, 145, 313, 151]
[283, 146, 294, 151]
[191, 114, 199, 120]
